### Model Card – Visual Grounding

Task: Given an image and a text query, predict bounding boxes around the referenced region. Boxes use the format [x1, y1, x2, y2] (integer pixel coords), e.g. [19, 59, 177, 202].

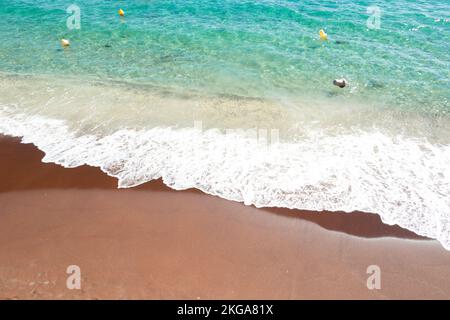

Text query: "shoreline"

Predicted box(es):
[1, 134, 449, 299]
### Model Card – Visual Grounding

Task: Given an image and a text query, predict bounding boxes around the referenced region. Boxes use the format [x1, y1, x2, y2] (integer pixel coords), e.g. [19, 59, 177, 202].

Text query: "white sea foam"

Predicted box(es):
[1, 106, 449, 249]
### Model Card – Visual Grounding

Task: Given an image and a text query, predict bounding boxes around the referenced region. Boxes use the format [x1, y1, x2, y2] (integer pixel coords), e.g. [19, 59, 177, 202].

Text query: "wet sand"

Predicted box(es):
[0, 134, 449, 299]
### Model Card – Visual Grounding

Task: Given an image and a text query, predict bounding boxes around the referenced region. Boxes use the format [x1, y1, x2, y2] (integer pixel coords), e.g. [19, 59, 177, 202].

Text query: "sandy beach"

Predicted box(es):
[0, 134, 449, 299]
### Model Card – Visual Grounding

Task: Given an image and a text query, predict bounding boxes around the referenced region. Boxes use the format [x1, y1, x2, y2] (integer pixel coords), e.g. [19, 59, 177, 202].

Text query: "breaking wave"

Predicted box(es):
[1, 106, 449, 249]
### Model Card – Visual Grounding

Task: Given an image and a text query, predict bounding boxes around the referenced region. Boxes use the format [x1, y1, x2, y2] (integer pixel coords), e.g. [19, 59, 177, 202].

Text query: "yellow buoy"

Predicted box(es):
[118, 9, 125, 17]
[319, 29, 328, 41]
[61, 39, 70, 47]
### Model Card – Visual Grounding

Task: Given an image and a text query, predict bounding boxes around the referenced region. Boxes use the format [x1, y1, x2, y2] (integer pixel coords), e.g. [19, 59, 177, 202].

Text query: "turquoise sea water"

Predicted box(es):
[0, 0, 448, 113]
[0, 1, 449, 249]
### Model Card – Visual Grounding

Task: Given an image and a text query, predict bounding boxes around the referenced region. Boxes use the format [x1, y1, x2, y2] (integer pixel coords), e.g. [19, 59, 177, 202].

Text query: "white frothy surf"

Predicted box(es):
[1, 106, 449, 249]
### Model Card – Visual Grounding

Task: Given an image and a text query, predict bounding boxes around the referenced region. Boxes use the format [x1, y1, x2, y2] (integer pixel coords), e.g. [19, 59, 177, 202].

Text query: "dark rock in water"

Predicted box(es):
[308, 44, 320, 50]
[333, 78, 347, 88]
[158, 55, 172, 62]
[365, 79, 384, 89]
[326, 91, 339, 97]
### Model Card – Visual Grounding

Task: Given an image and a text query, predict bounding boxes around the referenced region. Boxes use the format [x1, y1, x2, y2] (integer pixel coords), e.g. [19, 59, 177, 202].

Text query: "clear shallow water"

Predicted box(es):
[0, 0, 449, 112]
[0, 1, 449, 248]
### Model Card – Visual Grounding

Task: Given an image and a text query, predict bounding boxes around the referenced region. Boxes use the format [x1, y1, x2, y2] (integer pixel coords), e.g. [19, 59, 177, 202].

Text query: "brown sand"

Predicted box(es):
[0, 134, 449, 299]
